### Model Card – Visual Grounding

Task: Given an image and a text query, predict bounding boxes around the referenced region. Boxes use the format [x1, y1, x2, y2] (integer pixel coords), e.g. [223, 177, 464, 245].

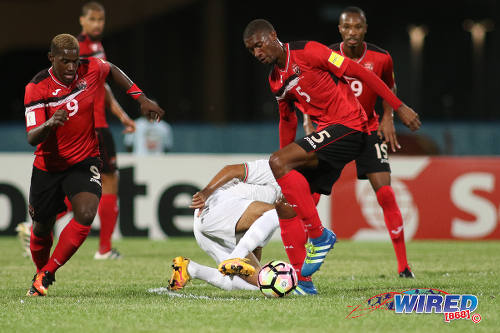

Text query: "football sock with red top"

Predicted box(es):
[276, 170, 324, 239]
[279, 216, 311, 282]
[376, 185, 409, 273]
[30, 229, 53, 273]
[98, 194, 119, 254]
[42, 219, 91, 274]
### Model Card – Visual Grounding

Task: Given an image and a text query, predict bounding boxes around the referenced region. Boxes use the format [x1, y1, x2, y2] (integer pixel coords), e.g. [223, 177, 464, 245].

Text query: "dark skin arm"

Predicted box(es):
[104, 83, 135, 133]
[190, 164, 245, 216]
[108, 62, 165, 122]
[303, 114, 315, 136]
[27, 109, 68, 146]
[378, 86, 400, 152]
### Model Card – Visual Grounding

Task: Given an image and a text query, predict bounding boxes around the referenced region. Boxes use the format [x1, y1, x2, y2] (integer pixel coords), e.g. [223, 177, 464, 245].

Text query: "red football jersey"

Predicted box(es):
[78, 34, 108, 128]
[330, 42, 395, 132]
[24, 57, 110, 172]
[269, 41, 368, 135]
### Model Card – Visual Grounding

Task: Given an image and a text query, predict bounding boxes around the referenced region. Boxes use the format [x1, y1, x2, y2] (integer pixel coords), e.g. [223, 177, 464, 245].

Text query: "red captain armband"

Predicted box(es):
[126, 83, 143, 100]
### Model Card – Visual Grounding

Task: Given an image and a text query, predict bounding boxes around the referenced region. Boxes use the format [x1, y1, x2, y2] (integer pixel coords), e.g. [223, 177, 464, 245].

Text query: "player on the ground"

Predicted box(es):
[168, 160, 316, 295]
[326, 7, 413, 277]
[78, 1, 136, 259]
[24, 34, 164, 296]
[243, 19, 421, 278]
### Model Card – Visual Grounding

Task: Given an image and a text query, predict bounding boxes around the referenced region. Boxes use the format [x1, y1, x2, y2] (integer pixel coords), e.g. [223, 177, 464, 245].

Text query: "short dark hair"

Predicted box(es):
[243, 19, 275, 40]
[50, 34, 79, 55]
[340, 6, 367, 22]
[81, 1, 105, 16]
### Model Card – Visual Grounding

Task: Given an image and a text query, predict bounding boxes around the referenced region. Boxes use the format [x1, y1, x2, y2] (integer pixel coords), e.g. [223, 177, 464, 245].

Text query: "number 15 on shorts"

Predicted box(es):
[375, 143, 388, 160]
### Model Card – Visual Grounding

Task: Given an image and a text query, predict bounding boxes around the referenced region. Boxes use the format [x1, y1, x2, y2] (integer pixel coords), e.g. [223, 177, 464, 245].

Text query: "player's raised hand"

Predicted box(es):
[377, 114, 400, 152]
[138, 96, 165, 122]
[396, 104, 421, 131]
[190, 191, 208, 216]
[47, 109, 69, 128]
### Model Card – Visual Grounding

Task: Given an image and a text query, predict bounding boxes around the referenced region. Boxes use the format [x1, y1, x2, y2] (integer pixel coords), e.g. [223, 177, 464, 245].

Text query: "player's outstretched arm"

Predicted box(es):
[395, 103, 421, 132]
[343, 60, 421, 132]
[190, 164, 246, 216]
[27, 109, 69, 146]
[107, 62, 165, 122]
[104, 83, 135, 133]
[378, 86, 400, 152]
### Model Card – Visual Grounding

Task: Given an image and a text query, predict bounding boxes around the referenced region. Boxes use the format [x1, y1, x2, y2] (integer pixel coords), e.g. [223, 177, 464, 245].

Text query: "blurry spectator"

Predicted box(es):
[124, 117, 173, 154]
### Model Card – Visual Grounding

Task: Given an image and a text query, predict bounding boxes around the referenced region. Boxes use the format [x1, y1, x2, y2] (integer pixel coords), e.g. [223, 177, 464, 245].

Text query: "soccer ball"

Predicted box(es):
[257, 260, 297, 297]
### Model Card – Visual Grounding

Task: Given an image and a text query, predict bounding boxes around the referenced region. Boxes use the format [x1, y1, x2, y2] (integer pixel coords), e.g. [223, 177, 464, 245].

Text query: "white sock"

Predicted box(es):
[188, 260, 258, 291]
[225, 209, 279, 260]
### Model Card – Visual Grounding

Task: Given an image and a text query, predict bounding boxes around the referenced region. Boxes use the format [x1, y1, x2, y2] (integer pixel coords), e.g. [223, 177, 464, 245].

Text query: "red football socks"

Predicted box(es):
[276, 170, 324, 239]
[279, 216, 311, 282]
[42, 219, 91, 274]
[30, 228, 53, 273]
[376, 185, 409, 273]
[98, 194, 119, 254]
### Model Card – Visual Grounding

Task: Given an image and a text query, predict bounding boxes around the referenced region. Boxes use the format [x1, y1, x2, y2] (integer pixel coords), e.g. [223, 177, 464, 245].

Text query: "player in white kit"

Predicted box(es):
[167, 159, 284, 291]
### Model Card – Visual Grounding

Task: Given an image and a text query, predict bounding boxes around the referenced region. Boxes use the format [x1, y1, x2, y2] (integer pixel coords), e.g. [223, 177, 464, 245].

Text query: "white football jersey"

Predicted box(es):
[207, 159, 281, 207]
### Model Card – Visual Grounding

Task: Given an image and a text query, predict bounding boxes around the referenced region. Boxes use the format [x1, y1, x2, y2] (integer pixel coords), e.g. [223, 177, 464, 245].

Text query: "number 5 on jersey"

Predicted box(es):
[296, 86, 311, 103]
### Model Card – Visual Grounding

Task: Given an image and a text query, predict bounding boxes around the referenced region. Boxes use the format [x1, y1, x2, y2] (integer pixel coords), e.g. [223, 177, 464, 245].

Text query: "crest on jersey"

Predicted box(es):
[363, 62, 374, 71]
[91, 43, 99, 52]
[76, 79, 87, 90]
[292, 63, 301, 75]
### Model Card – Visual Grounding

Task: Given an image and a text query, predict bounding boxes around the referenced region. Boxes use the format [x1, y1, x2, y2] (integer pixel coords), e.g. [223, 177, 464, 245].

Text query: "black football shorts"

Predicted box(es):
[29, 157, 102, 222]
[96, 127, 117, 173]
[355, 132, 391, 179]
[295, 124, 365, 195]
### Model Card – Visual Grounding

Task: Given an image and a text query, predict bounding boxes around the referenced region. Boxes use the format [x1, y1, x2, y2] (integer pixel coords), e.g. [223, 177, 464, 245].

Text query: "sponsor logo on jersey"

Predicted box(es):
[52, 88, 62, 96]
[328, 52, 345, 68]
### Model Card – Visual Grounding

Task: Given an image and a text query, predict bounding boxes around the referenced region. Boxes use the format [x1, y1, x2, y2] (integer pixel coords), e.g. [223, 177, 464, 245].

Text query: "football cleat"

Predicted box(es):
[399, 267, 415, 278]
[301, 228, 337, 277]
[27, 271, 55, 296]
[16, 222, 32, 258]
[94, 248, 122, 260]
[168, 256, 191, 291]
[292, 280, 318, 296]
[218, 258, 255, 276]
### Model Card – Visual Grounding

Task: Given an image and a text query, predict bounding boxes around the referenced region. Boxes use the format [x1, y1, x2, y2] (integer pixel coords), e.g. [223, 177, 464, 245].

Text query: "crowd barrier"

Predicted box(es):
[1, 154, 499, 240]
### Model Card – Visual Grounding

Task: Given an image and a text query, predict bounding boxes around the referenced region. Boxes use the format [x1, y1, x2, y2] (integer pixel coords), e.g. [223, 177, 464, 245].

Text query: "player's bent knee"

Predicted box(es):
[32, 221, 54, 237]
[269, 154, 285, 177]
[73, 209, 97, 226]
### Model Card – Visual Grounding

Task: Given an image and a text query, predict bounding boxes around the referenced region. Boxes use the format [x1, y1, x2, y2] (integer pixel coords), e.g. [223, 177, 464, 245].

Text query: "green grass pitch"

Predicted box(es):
[1, 237, 498, 332]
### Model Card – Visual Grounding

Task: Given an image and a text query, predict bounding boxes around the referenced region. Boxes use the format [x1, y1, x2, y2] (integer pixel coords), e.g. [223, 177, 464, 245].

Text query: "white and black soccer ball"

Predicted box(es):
[257, 260, 298, 297]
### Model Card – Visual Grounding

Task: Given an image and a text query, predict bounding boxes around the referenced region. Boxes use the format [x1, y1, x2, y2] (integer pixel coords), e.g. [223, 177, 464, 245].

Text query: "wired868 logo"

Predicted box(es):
[346, 288, 482, 324]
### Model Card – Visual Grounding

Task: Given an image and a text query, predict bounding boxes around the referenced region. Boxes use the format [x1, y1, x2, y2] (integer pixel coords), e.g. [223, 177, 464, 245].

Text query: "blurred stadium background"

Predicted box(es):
[1, 0, 499, 240]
